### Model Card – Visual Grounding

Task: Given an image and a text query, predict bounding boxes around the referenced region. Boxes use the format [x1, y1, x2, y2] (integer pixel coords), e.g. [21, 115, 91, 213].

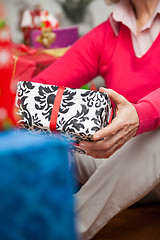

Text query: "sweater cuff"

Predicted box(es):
[132, 102, 157, 136]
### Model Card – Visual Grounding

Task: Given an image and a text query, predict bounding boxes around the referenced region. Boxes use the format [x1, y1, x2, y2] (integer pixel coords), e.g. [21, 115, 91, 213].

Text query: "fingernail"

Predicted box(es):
[99, 87, 106, 92]
[94, 135, 100, 140]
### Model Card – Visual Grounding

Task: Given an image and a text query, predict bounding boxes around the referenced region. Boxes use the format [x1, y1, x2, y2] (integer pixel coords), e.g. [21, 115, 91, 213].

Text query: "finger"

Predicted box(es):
[80, 127, 124, 152]
[87, 143, 124, 159]
[79, 139, 109, 152]
[99, 87, 125, 105]
[84, 129, 135, 159]
[93, 116, 122, 141]
[80, 119, 137, 155]
[101, 131, 133, 157]
[86, 151, 110, 159]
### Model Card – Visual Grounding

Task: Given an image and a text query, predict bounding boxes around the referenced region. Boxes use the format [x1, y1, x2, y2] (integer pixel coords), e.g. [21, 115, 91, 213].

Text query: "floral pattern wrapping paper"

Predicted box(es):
[16, 81, 113, 153]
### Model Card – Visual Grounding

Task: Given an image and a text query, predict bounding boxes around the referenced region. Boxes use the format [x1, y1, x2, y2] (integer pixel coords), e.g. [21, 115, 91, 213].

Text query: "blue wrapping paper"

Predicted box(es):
[0, 130, 77, 240]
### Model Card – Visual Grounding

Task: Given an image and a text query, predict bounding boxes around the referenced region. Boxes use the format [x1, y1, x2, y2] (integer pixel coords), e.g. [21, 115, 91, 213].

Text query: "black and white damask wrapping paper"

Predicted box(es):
[16, 81, 113, 153]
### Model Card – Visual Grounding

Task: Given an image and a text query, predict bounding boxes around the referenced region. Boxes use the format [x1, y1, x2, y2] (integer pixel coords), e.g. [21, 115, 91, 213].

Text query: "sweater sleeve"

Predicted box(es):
[133, 88, 160, 135]
[31, 22, 108, 88]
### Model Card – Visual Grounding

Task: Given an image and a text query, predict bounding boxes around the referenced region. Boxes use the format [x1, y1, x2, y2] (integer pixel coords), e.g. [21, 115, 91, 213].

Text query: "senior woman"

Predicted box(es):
[32, 0, 160, 239]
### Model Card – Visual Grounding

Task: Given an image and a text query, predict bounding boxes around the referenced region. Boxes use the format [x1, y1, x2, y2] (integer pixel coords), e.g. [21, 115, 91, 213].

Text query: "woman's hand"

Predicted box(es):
[79, 87, 139, 159]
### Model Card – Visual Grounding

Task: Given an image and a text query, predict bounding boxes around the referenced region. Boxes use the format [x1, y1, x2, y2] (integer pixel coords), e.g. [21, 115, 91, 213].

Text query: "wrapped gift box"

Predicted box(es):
[30, 26, 79, 49]
[15, 81, 113, 152]
[12, 43, 58, 83]
[0, 130, 77, 240]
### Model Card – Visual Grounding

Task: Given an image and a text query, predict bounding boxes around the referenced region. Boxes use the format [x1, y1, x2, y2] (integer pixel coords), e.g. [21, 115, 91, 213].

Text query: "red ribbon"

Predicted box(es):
[50, 86, 65, 131]
[109, 109, 114, 125]
[12, 42, 38, 55]
[50, 86, 113, 132]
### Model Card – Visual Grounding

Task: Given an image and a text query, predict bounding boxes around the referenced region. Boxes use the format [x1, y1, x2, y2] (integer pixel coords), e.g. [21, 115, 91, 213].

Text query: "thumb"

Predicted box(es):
[99, 87, 124, 105]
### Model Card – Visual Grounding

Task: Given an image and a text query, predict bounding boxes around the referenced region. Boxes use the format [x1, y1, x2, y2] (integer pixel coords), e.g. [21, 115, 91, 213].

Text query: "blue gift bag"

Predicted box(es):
[0, 130, 77, 240]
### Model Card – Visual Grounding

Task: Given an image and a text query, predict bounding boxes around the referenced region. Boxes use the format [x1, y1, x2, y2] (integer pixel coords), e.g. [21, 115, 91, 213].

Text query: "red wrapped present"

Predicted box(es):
[0, 3, 17, 130]
[12, 43, 58, 83]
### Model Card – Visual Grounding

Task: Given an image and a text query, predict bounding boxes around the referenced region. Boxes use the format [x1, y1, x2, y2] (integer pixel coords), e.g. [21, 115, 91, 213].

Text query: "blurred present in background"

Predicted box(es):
[9, 4, 79, 85]
[12, 43, 60, 84]
[3, 0, 113, 43]
[20, 4, 59, 46]
[30, 25, 79, 49]
[20, 4, 79, 49]
[0, 1, 17, 130]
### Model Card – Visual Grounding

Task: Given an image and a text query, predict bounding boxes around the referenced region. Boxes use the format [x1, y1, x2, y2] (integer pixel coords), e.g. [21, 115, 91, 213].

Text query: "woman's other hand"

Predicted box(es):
[79, 88, 139, 158]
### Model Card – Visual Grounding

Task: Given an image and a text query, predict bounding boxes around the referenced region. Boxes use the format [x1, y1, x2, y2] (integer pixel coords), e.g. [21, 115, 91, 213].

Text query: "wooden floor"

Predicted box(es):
[92, 203, 160, 240]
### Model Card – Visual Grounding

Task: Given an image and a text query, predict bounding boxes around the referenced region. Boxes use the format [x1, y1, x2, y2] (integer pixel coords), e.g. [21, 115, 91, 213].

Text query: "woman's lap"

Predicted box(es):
[73, 129, 160, 240]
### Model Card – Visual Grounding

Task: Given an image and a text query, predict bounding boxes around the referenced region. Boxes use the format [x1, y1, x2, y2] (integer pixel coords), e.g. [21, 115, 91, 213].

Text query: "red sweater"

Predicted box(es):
[32, 19, 160, 135]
